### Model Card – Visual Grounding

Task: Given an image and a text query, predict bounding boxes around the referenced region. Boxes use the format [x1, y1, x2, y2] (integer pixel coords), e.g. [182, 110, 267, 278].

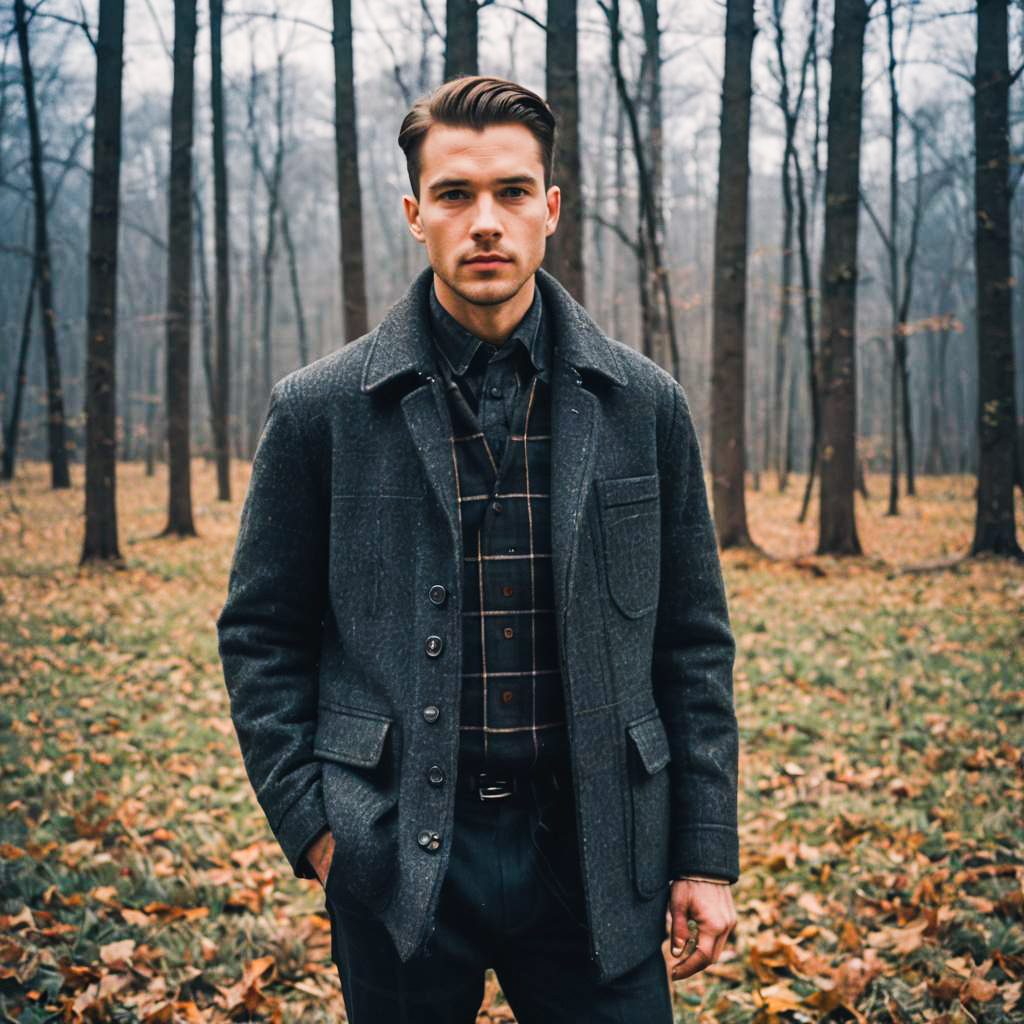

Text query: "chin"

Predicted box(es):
[453, 274, 528, 308]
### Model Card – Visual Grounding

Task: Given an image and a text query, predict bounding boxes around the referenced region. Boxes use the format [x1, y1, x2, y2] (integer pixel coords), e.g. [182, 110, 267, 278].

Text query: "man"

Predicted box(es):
[217, 75, 739, 1022]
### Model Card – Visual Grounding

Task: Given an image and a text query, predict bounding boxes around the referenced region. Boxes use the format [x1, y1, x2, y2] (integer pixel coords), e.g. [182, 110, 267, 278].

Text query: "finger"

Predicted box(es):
[708, 922, 729, 966]
[670, 916, 697, 959]
[671, 929, 716, 981]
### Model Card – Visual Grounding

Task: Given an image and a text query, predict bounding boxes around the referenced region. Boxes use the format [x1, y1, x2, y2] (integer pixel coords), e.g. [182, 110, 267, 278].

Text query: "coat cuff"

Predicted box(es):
[274, 782, 330, 880]
[670, 823, 740, 883]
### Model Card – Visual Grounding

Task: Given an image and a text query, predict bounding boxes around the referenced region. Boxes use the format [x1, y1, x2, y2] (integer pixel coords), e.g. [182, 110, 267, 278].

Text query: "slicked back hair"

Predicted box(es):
[398, 75, 557, 200]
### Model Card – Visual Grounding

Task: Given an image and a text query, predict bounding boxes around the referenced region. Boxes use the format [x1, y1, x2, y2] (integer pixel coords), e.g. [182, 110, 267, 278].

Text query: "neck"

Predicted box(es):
[433, 272, 535, 347]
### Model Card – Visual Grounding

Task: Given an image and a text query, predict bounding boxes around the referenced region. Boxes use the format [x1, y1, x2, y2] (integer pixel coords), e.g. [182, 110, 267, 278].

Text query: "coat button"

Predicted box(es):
[425, 635, 443, 657]
[422, 705, 440, 723]
[427, 764, 445, 785]
[492, 501, 503, 514]
[417, 829, 441, 852]
[428, 584, 447, 605]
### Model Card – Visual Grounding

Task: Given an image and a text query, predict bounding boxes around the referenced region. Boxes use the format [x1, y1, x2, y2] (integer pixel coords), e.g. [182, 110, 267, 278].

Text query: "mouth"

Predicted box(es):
[464, 254, 513, 269]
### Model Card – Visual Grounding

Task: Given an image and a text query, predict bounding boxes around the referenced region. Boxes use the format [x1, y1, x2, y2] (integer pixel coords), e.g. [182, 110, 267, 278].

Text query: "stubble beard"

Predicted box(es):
[438, 262, 532, 310]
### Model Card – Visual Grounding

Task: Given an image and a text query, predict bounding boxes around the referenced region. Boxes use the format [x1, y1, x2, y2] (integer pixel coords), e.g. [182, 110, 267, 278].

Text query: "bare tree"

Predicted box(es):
[162, 0, 198, 537]
[544, 0, 584, 302]
[817, 0, 870, 556]
[767, 0, 816, 492]
[332, 0, 368, 341]
[970, 0, 1022, 557]
[82, 0, 126, 562]
[210, 0, 231, 501]
[14, 0, 70, 489]
[710, 0, 757, 549]
[599, 0, 678, 378]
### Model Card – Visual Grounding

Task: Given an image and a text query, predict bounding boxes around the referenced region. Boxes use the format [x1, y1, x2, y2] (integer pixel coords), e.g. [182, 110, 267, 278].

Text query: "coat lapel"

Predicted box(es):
[359, 266, 629, 635]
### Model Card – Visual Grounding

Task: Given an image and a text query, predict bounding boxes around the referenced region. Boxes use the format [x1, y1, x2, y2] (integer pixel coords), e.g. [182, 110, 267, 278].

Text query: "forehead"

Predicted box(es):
[418, 122, 544, 186]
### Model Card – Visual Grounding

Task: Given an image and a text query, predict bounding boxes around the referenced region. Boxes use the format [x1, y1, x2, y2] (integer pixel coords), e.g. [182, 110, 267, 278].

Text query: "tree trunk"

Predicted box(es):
[82, 0, 126, 562]
[1, 271, 36, 481]
[971, 0, 1021, 556]
[710, 0, 756, 548]
[260, 57, 284, 407]
[145, 331, 158, 477]
[332, 0, 369, 342]
[14, 0, 70, 489]
[245, 58, 261, 457]
[445, 0, 479, 79]
[887, 354, 900, 514]
[210, 0, 231, 501]
[795, 149, 820, 524]
[544, 0, 584, 303]
[885, 0, 900, 516]
[162, 0, 198, 537]
[195, 189, 216, 452]
[280, 204, 311, 366]
[816, 0, 867, 555]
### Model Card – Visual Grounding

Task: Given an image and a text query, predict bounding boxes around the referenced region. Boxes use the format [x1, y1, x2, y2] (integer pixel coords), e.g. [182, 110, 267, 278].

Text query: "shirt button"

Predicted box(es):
[503, 627, 514, 639]
[422, 705, 440, 723]
[502, 585, 514, 597]
[417, 829, 441, 852]
[492, 501, 503, 514]
[427, 764, 445, 786]
[489, 385, 502, 398]
[428, 584, 447, 605]
[425, 635, 443, 657]
[501, 690, 514, 705]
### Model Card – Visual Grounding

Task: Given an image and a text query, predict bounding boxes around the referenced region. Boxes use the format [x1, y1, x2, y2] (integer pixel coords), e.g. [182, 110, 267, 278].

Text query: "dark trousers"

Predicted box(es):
[324, 776, 674, 1023]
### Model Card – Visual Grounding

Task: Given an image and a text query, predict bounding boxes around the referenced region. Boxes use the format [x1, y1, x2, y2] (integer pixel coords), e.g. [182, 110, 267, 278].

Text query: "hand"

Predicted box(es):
[305, 828, 336, 887]
[666, 879, 736, 980]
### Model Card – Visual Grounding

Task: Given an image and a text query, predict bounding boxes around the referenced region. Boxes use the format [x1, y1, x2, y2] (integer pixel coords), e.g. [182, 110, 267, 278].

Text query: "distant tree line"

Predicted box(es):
[0, 0, 1021, 561]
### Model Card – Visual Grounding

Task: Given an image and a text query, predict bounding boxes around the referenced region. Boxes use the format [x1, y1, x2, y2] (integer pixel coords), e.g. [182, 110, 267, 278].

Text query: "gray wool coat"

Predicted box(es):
[216, 266, 739, 984]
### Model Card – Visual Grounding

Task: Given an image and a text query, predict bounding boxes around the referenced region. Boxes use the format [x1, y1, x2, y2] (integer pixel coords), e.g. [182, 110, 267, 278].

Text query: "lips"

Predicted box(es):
[464, 254, 512, 266]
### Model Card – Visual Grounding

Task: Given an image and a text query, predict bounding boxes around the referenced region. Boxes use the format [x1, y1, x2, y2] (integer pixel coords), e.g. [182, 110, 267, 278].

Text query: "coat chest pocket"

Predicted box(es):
[626, 710, 672, 899]
[595, 474, 661, 619]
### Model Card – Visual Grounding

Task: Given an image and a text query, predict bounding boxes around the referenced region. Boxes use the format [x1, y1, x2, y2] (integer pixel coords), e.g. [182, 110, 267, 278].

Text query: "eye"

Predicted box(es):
[503, 187, 527, 198]
[440, 189, 469, 201]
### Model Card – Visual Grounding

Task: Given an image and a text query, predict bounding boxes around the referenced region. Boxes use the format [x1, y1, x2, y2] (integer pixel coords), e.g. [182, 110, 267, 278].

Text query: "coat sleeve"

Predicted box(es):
[653, 378, 740, 882]
[216, 380, 329, 879]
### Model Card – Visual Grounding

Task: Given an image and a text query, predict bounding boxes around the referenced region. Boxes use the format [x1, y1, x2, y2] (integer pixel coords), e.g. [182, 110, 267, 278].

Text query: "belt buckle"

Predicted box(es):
[477, 774, 514, 800]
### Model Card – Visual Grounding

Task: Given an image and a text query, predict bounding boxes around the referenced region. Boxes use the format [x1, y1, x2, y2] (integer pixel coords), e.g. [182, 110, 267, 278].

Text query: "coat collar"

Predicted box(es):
[360, 265, 627, 394]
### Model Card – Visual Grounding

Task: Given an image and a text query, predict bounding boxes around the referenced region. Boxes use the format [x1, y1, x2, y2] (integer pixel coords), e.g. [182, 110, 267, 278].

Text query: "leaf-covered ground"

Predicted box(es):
[1, 462, 1021, 1023]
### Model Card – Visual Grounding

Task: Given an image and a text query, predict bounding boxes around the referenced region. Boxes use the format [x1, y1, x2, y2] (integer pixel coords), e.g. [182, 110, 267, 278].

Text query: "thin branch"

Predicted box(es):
[227, 8, 332, 36]
[29, 10, 95, 50]
[491, 2, 546, 32]
[860, 187, 892, 253]
[141, 0, 171, 59]
[418, 0, 443, 41]
[587, 211, 638, 252]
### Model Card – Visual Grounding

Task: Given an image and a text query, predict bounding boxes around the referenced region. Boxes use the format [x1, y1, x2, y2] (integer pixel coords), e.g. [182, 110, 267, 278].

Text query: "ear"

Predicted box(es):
[403, 194, 426, 244]
[544, 184, 561, 238]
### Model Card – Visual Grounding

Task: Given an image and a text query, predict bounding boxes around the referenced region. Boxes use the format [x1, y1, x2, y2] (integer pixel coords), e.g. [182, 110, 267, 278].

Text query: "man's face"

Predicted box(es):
[402, 122, 560, 309]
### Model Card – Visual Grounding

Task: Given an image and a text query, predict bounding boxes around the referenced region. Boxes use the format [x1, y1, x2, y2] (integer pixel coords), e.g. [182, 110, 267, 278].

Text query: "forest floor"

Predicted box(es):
[0, 461, 1022, 1023]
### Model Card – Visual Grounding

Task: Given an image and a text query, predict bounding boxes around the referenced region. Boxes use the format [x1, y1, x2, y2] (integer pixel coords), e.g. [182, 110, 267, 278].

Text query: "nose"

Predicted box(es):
[469, 193, 502, 242]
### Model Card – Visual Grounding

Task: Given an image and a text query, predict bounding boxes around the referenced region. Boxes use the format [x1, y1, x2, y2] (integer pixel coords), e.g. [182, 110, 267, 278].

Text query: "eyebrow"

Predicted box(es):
[427, 174, 539, 194]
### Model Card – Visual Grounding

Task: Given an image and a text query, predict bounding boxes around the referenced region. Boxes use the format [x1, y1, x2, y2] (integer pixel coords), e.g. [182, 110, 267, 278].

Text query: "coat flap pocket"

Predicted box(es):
[314, 705, 392, 768]
[596, 473, 659, 509]
[627, 712, 671, 775]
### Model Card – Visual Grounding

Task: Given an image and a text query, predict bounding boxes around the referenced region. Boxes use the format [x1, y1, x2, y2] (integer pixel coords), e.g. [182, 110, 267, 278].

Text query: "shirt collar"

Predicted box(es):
[428, 277, 549, 382]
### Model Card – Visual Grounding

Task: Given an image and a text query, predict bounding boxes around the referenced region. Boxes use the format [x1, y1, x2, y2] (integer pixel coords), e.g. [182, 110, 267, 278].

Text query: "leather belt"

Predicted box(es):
[458, 768, 571, 801]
